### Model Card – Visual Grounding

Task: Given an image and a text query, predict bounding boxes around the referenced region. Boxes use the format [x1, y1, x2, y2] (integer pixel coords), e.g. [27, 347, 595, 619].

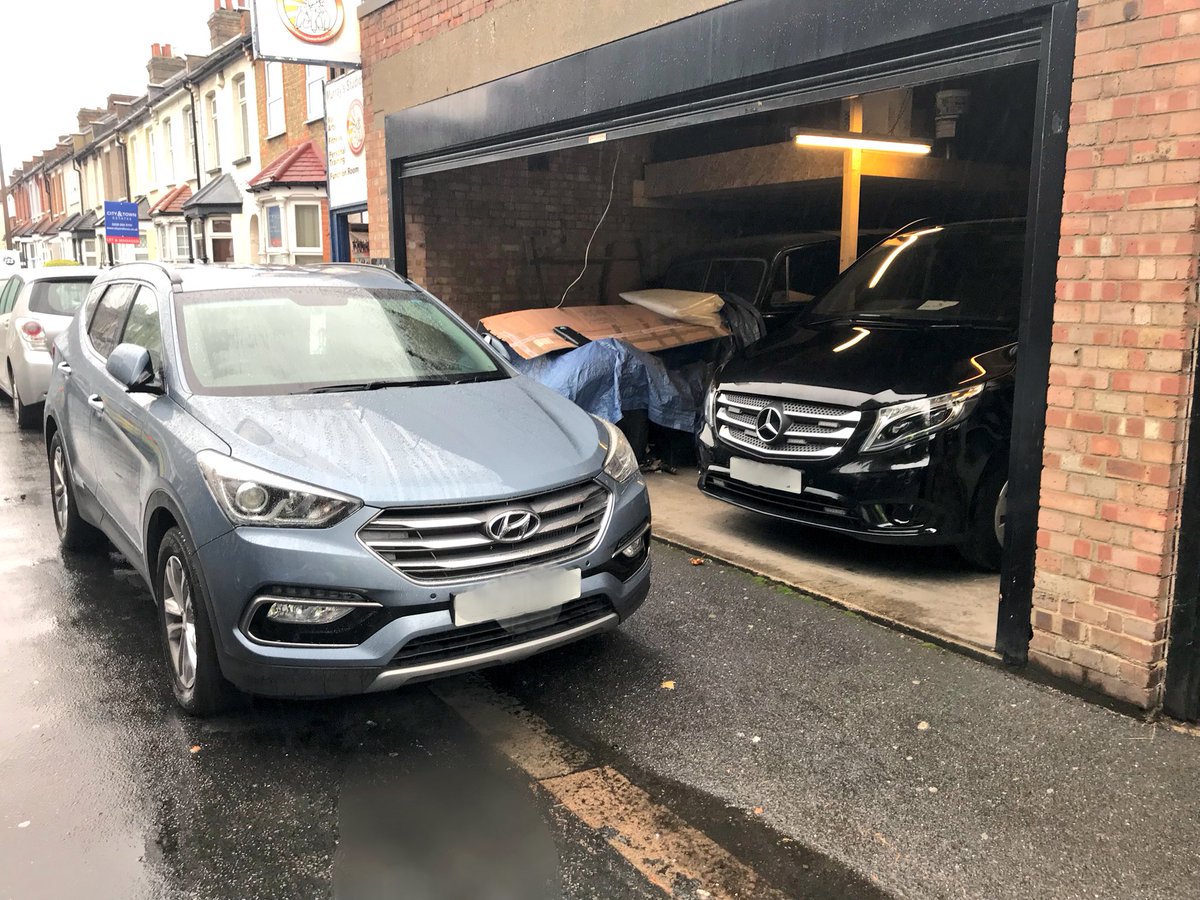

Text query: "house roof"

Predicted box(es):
[249, 140, 327, 190]
[182, 172, 244, 218]
[150, 184, 193, 216]
[58, 213, 83, 232]
[34, 216, 63, 236]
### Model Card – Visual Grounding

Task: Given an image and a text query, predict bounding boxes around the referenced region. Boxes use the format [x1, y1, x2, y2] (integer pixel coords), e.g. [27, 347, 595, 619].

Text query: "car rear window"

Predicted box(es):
[28, 278, 95, 316]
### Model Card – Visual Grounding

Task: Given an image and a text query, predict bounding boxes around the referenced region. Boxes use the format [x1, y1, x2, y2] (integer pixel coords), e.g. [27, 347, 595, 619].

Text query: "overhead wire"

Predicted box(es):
[556, 148, 623, 309]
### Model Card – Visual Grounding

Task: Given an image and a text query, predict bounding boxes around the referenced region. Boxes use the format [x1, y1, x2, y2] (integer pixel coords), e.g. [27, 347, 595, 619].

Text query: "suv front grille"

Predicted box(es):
[359, 480, 612, 585]
[716, 391, 861, 460]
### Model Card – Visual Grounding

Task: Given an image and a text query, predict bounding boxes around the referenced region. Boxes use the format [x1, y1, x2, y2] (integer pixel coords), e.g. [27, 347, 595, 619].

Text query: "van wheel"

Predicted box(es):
[958, 467, 1006, 572]
[10, 371, 37, 430]
[48, 433, 104, 551]
[156, 527, 245, 716]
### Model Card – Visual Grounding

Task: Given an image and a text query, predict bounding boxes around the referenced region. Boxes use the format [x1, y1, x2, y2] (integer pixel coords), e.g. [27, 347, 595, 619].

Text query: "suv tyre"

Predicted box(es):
[156, 527, 245, 716]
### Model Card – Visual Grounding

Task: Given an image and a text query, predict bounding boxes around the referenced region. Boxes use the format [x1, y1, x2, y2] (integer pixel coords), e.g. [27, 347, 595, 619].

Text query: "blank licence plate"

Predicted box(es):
[730, 457, 804, 495]
[453, 568, 582, 627]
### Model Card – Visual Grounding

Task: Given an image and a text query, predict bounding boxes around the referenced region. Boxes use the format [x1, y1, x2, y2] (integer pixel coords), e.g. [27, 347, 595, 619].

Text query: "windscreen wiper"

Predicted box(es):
[302, 378, 452, 394]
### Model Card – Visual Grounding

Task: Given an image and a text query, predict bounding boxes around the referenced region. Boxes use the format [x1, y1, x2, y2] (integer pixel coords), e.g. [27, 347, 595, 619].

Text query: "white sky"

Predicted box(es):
[1, 0, 222, 174]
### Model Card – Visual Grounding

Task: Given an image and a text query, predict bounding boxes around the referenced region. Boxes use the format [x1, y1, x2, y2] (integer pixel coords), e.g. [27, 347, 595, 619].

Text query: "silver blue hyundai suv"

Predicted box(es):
[44, 263, 651, 715]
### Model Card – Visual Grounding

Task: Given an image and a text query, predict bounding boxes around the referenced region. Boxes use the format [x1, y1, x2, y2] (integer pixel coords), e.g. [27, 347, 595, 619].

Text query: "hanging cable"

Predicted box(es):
[556, 148, 622, 308]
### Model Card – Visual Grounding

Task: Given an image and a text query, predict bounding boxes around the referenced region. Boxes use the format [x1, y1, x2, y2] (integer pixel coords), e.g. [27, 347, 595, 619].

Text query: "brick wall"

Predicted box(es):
[403, 138, 727, 325]
[1035, 0, 1200, 707]
[361, 0, 523, 262]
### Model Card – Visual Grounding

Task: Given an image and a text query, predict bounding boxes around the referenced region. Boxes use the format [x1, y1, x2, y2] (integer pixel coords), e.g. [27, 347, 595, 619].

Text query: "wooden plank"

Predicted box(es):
[642, 142, 1027, 202]
[841, 96, 864, 272]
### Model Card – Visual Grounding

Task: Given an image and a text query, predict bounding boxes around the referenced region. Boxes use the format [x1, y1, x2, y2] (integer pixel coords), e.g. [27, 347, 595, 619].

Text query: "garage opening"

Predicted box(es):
[387, 10, 1068, 658]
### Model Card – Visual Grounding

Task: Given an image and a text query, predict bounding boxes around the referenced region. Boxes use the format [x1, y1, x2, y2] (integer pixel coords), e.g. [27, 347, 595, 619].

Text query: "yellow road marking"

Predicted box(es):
[433, 675, 788, 900]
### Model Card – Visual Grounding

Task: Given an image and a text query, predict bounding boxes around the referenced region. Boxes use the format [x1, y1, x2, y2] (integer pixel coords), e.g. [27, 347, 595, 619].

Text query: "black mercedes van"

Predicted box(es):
[697, 219, 1025, 569]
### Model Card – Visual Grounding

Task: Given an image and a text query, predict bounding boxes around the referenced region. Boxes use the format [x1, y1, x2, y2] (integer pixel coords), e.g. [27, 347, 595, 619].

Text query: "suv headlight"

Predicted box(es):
[704, 383, 718, 426]
[862, 385, 985, 452]
[197, 450, 362, 528]
[596, 418, 639, 483]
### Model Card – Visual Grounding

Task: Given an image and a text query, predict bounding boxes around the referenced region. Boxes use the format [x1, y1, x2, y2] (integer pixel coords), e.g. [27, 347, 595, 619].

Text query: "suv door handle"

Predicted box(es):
[57, 362, 72, 376]
[87, 395, 105, 413]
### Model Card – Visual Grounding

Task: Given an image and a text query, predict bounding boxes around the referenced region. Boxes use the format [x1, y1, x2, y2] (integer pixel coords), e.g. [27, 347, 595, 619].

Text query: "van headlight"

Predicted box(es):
[862, 385, 984, 452]
[596, 418, 640, 483]
[704, 383, 718, 426]
[197, 450, 362, 527]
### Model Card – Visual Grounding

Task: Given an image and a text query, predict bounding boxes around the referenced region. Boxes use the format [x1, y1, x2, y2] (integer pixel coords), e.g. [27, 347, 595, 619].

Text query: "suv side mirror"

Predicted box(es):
[106, 343, 158, 393]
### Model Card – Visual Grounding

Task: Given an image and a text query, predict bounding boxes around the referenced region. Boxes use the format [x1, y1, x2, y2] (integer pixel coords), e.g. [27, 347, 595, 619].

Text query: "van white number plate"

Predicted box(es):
[453, 568, 582, 627]
[730, 457, 804, 495]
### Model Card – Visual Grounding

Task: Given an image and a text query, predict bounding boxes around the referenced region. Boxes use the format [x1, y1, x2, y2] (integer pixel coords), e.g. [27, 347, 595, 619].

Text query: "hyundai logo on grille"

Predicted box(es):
[486, 510, 541, 543]
[755, 406, 786, 444]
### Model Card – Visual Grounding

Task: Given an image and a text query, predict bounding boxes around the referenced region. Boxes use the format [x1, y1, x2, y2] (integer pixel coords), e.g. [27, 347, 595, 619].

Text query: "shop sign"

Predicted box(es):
[251, 0, 363, 66]
[325, 70, 367, 209]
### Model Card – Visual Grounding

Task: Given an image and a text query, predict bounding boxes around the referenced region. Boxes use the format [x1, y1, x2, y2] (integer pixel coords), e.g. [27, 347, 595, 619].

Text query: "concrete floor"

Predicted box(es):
[646, 469, 1001, 651]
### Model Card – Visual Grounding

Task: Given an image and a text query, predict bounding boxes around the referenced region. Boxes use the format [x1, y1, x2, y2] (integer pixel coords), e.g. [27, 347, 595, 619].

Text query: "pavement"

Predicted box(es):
[2, 410, 1199, 900]
[646, 469, 999, 651]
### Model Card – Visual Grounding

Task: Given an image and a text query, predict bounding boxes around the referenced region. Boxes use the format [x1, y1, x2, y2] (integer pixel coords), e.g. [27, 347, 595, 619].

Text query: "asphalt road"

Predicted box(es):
[2, 410, 1199, 900]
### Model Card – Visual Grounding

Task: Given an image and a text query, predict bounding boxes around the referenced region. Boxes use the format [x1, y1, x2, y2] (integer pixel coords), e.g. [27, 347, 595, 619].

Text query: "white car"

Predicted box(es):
[0, 267, 100, 428]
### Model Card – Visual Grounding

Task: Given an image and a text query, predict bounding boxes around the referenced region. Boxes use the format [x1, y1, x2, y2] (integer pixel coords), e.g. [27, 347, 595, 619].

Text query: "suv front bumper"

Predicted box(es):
[194, 475, 651, 697]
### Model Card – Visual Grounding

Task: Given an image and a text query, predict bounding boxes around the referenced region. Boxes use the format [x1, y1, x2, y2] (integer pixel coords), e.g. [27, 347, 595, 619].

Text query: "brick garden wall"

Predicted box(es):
[1034, 0, 1200, 707]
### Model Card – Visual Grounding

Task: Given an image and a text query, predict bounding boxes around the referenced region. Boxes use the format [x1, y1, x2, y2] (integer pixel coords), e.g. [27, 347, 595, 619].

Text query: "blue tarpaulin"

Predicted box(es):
[510, 338, 708, 432]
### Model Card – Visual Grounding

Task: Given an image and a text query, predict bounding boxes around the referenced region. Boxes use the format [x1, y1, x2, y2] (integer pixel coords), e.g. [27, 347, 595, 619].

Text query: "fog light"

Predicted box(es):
[266, 601, 354, 625]
[617, 523, 650, 559]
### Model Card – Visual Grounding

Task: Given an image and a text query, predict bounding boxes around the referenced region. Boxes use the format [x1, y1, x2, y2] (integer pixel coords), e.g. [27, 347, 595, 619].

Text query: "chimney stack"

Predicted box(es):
[208, 0, 247, 50]
[147, 43, 187, 86]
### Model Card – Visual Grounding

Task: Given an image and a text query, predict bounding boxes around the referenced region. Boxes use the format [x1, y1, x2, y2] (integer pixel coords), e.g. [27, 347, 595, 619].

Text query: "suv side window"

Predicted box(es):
[87, 283, 137, 359]
[119, 287, 165, 378]
[768, 244, 840, 311]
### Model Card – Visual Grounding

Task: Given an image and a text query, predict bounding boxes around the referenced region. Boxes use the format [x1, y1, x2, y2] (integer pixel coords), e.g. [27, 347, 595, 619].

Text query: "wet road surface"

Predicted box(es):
[2, 411, 1199, 899]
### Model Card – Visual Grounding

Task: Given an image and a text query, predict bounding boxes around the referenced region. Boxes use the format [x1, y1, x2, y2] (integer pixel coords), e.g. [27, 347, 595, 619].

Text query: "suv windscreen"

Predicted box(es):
[175, 287, 505, 396]
[28, 278, 95, 316]
[808, 224, 1026, 324]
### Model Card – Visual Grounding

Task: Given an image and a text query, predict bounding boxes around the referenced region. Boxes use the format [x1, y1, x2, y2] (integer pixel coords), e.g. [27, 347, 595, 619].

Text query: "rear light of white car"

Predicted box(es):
[15, 319, 47, 352]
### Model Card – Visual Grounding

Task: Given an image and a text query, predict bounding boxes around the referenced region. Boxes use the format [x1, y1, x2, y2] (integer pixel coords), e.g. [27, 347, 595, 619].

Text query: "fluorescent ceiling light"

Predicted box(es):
[792, 132, 932, 155]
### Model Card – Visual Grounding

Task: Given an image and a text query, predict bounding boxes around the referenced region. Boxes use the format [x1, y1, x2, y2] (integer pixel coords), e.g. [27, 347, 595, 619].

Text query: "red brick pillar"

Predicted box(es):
[1035, 0, 1200, 707]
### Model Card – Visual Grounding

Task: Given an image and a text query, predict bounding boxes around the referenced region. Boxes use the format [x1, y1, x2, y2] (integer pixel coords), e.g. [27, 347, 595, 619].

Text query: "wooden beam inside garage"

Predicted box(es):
[641, 142, 1027, 203]
[840, 96, 864, 272]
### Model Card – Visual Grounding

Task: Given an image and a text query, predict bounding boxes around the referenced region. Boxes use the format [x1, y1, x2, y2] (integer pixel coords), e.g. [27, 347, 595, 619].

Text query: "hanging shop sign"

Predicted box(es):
[325, 70, 368, 209]
[251, 0, 363, 66]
